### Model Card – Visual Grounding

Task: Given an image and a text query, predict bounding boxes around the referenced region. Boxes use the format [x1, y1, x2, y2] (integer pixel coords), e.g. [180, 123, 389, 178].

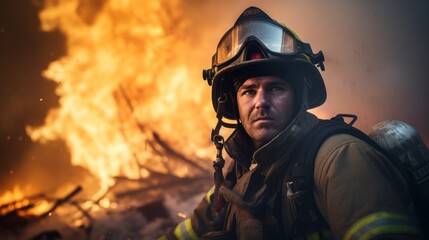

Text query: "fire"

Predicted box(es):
[23, 0, 214, 201]
[0, 186, 26, 215]
[1, 1, 331, 218]
[0, 185, 52, 216]
[25, 200, 52, 216]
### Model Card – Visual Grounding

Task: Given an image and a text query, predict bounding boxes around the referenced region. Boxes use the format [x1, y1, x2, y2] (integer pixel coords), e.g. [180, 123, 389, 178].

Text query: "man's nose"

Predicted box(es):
[254, 89, 270, 109]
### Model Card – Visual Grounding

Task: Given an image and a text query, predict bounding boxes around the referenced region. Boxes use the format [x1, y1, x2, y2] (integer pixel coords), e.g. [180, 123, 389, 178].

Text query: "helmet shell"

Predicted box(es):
[209, 7, 327, 120]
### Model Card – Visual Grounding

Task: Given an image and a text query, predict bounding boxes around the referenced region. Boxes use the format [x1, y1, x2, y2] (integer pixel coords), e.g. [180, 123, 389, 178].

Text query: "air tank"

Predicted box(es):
[368, 120, 429, 200]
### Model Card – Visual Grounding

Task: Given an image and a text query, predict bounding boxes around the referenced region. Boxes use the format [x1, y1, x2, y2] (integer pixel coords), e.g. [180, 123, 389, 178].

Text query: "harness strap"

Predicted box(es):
[281, 116, 371, 239]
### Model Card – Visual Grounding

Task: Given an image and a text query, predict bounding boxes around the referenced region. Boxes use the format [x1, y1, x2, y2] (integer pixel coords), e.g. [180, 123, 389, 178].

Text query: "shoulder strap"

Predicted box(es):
[284, 115, 429, 239]
[300, 119, 387, 190]
[283, 117, 386, 238]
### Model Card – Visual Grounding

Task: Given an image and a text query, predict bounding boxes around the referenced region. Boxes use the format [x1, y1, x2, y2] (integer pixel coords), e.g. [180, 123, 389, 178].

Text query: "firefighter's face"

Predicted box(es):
[236, 76, 295, 148]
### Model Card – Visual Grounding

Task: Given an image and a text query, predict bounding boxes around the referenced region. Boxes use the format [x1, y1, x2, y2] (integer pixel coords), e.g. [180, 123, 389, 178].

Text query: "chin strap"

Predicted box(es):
[208, 93, 236, 232]
[210, 134, 227, 231]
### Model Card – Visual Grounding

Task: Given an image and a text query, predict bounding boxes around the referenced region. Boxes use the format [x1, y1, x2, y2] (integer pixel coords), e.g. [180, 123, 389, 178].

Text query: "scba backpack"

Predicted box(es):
[282, 114, 429, 239]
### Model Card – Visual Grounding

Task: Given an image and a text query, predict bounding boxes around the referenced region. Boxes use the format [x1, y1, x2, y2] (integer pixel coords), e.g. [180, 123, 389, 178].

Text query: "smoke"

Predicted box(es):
[1, 0, 428, 196]
[183, 0, 429, 142]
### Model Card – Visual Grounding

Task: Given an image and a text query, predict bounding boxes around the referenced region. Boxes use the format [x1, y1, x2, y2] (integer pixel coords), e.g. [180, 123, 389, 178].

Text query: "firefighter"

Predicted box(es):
[159, 6, 423, 240]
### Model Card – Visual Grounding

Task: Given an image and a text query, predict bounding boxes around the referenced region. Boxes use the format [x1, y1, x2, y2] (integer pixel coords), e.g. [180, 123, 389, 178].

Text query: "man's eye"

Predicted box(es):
[270, 86, 284, 92]
[242, 90, 255, 95]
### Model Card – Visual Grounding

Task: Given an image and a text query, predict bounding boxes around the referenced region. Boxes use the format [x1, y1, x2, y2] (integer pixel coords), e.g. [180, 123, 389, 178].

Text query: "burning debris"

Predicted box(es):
[1, 0, 215, 238]
[0, 153, 212, 239]
[0, 186, 82, 234]
[0, 107, 213, 239]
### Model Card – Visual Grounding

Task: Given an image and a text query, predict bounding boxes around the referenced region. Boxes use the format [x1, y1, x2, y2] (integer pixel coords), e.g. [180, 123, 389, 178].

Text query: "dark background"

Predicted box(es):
[0, 0, 74, 191]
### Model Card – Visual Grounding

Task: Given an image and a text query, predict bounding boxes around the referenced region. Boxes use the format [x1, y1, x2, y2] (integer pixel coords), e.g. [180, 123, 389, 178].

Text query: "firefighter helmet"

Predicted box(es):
[202, 6, 327, 120]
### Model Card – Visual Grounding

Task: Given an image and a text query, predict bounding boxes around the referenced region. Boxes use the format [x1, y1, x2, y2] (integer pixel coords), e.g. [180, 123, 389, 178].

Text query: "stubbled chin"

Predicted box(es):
[251, 128, 280, 146]
[253, 123, 282, 134]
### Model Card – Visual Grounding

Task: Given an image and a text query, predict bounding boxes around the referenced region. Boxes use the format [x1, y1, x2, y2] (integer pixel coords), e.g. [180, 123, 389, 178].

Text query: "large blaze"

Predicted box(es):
[0, 0, 217, 218]
[1, 1, 330, 221]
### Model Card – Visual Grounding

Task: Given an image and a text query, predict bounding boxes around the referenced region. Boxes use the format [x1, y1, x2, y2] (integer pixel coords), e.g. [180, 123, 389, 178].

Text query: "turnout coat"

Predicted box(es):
[162, 110, 422, 240]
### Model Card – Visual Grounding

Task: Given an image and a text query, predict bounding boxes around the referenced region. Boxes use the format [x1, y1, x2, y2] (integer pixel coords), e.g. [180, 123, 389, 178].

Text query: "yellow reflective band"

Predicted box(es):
[306, 232, 319, 240]
[360, 225, 420, 240]
[173, 218, 198, 240]
[157, 236, 168, 240]
[344, 211, 421, 240]
[205, 185, 215, 203]
[304, 228, 334, 240]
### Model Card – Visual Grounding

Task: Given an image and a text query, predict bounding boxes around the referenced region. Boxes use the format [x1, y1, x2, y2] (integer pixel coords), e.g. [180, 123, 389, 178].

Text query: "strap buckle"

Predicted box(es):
[286, 181, 307, 201]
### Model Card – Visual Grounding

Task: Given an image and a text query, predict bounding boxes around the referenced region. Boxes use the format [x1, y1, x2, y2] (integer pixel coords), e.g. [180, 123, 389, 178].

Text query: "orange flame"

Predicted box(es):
[25, 0, 215, 198]
[0, 185, 52, 216]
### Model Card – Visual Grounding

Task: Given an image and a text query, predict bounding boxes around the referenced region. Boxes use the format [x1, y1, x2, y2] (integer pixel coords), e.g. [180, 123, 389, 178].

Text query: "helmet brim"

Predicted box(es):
[212, 58, 327, 120]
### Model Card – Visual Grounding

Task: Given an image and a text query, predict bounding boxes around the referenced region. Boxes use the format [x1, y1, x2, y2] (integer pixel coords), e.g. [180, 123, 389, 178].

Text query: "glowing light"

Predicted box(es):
[2, 0, 217, 219]
[99, 198, 111, 208]
[26, 200, 52, 216]
[25, 0, 214, 198]
[0, 185, 25, 206]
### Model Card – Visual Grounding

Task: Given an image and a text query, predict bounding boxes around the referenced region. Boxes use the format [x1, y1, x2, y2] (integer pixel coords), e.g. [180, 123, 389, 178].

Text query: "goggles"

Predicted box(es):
[214, 20, 314, 66]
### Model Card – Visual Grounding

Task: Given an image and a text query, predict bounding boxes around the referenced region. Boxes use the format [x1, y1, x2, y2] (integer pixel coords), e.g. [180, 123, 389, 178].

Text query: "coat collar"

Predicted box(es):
[224, 110, 319, 169]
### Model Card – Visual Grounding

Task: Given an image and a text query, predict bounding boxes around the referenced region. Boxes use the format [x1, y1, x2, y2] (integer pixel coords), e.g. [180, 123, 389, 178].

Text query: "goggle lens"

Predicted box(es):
[216, 20, 297, 65]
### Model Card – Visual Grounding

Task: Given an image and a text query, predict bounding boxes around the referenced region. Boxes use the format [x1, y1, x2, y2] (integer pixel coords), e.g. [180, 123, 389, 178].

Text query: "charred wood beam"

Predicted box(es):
[151, 131, 208, 173]
[70, 201, 94, 237]
[38, 185, 82, 219]
[71, 201, 94, 222]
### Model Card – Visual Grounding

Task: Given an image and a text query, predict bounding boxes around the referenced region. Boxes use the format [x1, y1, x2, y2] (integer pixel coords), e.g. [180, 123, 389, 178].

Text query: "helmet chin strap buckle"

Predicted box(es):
[203, 68, 214, 86]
